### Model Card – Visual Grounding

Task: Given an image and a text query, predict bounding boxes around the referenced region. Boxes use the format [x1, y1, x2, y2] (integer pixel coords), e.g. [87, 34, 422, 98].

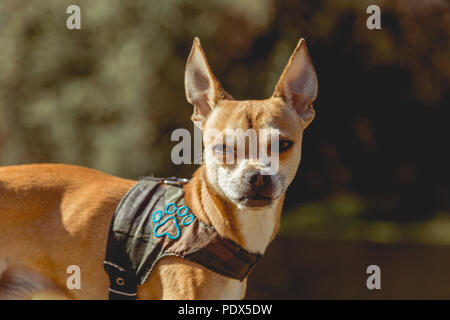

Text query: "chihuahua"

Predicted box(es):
[0, 37, 317, 299]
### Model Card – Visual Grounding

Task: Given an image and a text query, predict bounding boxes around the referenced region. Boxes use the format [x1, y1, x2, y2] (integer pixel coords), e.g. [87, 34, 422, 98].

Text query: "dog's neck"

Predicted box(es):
[184, 166, 283, 254]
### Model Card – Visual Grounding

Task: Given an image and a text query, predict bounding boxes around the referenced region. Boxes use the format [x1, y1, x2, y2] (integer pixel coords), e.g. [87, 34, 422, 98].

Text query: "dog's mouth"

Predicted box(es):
[238, 195, 272, 208]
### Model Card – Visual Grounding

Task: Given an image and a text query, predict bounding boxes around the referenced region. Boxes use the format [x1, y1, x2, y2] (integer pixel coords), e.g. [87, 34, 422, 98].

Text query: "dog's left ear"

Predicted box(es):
[185, 37, 233, 128]
[273, 39, 318, 129]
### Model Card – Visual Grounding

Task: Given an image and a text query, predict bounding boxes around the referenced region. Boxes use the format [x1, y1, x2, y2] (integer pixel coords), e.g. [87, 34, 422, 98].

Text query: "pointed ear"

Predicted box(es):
[272, 39, 318, 129]
[185, 37, 232, 128]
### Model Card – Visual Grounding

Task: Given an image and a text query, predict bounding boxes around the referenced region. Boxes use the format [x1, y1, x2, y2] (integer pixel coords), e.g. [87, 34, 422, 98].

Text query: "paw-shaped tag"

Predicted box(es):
[152, 203, 195, 240]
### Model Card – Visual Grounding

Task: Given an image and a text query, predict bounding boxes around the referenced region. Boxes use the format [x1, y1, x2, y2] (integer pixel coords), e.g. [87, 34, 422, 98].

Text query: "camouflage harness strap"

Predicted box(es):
[103, 177, 262, 300]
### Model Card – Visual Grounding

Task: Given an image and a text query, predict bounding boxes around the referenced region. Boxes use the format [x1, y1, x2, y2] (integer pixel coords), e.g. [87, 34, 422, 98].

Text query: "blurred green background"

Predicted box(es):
[0, 0, 449, 298]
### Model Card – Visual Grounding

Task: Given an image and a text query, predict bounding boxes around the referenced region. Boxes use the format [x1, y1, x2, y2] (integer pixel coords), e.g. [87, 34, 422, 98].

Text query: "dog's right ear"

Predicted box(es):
[185, 37, 232, 128]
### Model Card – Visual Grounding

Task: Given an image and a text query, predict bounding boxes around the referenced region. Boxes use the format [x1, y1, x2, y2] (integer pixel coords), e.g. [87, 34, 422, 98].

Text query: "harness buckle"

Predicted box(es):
[139, 176, 189, 186]
[162, 177, 189, 185]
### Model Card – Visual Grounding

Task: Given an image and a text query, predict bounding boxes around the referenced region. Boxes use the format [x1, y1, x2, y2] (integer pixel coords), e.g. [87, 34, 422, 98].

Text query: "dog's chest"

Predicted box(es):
[218, 278, 246, 299]
[236, 207, 276, 254]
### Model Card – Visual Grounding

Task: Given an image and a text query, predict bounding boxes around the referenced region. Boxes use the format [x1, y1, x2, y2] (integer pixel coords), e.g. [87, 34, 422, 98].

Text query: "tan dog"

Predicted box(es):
[0, 37, 317, 300]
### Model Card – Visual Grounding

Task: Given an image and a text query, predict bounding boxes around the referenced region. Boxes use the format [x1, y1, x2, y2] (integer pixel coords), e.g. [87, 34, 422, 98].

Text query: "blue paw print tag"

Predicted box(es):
[152, 203, 195, 240]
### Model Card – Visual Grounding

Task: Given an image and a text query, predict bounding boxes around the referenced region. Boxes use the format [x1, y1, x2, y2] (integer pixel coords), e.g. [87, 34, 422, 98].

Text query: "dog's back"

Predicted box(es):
[0, 164, 136, 299]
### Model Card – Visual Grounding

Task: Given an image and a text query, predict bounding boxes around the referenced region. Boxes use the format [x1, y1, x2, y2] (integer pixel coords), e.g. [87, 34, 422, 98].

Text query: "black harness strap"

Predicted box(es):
[103, 177, 262, 300]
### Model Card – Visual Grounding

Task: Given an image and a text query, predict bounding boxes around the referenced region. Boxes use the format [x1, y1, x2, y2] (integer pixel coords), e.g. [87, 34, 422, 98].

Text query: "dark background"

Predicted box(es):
[0, 0, 449, 298]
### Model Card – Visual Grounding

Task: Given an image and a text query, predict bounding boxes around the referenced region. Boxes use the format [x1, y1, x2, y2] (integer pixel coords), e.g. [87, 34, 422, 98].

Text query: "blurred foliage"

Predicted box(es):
[0, 0, 275, 178]
[0, 0, 449, 235]
[282, 194, 450, 244]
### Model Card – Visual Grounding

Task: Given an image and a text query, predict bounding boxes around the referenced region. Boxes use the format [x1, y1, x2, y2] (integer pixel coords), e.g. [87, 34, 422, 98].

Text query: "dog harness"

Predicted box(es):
[103, 177, 262, 299]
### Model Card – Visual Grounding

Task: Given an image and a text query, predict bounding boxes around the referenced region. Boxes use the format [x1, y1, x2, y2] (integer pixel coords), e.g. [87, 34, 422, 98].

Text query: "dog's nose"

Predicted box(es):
[244, 171, 271, 188]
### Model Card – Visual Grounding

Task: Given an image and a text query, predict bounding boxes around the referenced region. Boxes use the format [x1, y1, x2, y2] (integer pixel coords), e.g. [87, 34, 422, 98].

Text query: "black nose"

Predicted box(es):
[244, 171, 272, 188]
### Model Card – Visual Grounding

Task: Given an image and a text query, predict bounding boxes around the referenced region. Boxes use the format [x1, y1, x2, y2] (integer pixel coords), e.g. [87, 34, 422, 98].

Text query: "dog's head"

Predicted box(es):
[185, 38, 318, 209]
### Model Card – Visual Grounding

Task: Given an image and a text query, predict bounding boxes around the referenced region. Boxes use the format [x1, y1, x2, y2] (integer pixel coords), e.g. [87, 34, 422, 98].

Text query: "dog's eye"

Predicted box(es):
[278, 140, 293, 152]
[213, 144, 232, 154]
